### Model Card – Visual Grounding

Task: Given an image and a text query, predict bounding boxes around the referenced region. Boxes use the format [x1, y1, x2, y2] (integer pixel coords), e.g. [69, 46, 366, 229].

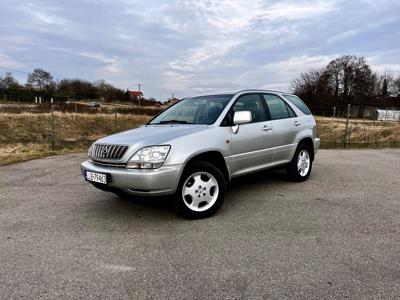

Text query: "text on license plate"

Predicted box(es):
[85, 171, 107, 184]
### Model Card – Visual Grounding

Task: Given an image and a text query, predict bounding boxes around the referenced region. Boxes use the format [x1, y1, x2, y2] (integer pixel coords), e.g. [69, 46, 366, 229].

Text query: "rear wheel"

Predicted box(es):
[175, 161, 226, 219]
[286, 144, 313, 182]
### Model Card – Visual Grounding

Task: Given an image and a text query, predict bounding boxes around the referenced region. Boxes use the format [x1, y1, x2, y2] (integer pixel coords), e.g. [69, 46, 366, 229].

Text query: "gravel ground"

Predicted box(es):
[0, 149, 399, 299]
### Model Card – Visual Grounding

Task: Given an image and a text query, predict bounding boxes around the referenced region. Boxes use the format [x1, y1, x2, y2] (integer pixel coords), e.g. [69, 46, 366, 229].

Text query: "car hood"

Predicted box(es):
[94, 124, 209, 161]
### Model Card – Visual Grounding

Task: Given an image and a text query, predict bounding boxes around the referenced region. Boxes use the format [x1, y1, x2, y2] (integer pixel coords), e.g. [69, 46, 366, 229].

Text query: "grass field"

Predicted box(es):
[1, 113, 399, 165]
[315, 117, 400, 148]
[0, 113, 151, 165]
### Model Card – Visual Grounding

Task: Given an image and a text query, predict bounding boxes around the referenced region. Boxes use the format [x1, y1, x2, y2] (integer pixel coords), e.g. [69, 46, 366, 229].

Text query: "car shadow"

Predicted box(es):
[229, 169, 288, 192]
[88, 168, 291, 220]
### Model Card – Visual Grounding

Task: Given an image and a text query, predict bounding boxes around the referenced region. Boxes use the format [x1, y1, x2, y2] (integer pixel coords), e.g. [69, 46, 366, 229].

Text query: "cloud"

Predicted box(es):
[327, 29, 358, 44]
[235, 55, 336, 92]
[0, 51, 23, 69]
[0, 0, 399, 99]
[260, 0, 338, 21]
[19, 2, 70, 33]
[367, 52, 400, 76]
[160, 0, 340, 92]
[48, 47, 121, 74]
[78, 52, 120, 73]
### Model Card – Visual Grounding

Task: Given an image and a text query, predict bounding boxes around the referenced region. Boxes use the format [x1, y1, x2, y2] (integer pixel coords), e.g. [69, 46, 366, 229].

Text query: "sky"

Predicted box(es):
[0, 0, 399, 100]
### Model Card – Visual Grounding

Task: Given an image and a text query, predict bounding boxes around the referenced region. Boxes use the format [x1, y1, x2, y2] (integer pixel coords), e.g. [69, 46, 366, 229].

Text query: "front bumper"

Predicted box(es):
[80, 160, 182, 196]
[314, 138, 321, 154]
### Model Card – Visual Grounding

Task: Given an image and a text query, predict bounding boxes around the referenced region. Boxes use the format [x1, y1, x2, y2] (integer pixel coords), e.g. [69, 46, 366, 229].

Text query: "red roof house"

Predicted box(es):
[128, 91, 143, 99]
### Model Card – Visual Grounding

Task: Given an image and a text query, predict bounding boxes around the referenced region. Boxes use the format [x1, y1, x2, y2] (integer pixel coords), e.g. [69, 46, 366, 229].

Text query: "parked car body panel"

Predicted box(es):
[81, 89, 320, 196]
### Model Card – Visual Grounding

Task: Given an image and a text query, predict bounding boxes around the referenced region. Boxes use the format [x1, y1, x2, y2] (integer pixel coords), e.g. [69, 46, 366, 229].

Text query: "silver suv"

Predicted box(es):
[81, 90, 320, 218]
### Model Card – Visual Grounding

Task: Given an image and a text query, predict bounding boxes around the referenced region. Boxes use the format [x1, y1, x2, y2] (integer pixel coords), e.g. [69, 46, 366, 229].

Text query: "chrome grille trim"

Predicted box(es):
[93, 144, 128, 160]
[91, 160, 126, 168]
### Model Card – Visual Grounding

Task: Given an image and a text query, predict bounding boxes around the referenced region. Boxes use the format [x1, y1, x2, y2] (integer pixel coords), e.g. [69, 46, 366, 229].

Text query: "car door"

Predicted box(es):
[226, 93, 274, 177]
[262, 94, 299, 163]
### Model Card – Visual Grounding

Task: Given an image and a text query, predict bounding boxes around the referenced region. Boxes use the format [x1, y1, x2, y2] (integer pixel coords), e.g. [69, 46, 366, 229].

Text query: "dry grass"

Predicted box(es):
[315, 117, 400, 146]
[0, 113, 152, 165]
[0, 143, 81, 165]
[0, 112, 151, 143]
[1, 113, 399, 165]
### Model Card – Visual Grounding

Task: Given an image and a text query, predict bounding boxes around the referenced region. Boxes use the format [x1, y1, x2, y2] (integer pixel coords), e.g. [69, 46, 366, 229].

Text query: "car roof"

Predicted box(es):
[188, 89, 295, 98]
[234, 89, 293, 95]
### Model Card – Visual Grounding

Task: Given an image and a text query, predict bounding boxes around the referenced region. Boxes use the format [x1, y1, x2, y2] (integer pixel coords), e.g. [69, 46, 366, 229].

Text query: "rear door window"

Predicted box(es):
[262, 94, 296, 120]
[283, 95, 312, 115]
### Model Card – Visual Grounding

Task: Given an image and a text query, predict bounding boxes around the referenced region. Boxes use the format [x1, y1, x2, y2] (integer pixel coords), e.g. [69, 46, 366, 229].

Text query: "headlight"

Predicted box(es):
[127, 145, 171, 169]
[88, 144, 94, 158]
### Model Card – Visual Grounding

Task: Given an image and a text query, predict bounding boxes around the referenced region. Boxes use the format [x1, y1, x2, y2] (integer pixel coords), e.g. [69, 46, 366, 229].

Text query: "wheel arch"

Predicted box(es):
[298, 137, 315, 161]
[182, 151, 230, 184]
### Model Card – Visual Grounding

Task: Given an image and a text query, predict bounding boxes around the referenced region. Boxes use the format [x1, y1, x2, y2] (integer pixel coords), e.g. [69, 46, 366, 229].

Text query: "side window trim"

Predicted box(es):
[262, 93, 297, 120]
[285, 102, 297, 118]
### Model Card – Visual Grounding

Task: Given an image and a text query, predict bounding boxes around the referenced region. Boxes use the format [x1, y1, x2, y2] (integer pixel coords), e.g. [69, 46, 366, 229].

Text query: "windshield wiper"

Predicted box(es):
[156, 120, 194, 124]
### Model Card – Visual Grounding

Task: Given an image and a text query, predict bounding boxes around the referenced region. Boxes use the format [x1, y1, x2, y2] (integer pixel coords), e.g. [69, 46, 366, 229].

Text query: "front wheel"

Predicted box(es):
[286, 144, 313, 182]
[175, 161, 226, 219]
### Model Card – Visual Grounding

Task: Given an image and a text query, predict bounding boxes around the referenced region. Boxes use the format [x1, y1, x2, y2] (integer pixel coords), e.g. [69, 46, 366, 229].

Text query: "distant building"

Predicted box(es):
[377, 109, 400, 121]
[166, 97, 180, 105]
[128, 90, 143, 100]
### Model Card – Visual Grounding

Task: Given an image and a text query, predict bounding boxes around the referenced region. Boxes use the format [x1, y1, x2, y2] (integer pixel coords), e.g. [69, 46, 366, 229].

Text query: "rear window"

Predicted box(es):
[283, 95, 312, 115]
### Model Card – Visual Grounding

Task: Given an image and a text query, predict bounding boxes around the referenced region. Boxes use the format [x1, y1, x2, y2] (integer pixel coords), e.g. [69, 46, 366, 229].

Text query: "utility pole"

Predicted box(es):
[137, 83, 142, 107]
[51, 98, 55, 151]
[343, 103, 351, 148]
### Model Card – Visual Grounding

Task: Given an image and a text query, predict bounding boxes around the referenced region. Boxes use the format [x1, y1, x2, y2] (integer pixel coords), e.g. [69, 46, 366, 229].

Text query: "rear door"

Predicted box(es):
[262, 94, 299, 163]
[226, 93, 274, 176]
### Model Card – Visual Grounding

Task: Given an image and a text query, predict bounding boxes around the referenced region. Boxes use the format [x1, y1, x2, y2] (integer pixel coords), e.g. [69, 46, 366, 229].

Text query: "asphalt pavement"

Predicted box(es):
[0, 149, 399, 299]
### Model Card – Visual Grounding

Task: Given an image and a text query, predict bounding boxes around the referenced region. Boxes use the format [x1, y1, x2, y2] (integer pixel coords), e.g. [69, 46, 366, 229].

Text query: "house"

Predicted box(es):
[166, 97, 180, 105]
[128, 90, 143, 100]
[377, 109, 400, 121]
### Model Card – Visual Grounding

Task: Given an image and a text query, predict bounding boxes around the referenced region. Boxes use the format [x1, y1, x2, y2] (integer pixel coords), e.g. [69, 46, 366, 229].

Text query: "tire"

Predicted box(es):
[175, 161, 227, 219]
[286, 143, 313, 182]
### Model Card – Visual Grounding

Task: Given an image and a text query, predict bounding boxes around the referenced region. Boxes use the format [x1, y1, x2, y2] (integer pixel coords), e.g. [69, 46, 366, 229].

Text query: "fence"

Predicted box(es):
[1, 103, 400, 165]
[315, 104, 400, 148]
[0, 102, 163, 115]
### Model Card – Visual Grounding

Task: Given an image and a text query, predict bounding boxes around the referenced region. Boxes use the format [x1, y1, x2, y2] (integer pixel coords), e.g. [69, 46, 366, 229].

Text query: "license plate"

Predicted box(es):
[85, 171, 107, 184]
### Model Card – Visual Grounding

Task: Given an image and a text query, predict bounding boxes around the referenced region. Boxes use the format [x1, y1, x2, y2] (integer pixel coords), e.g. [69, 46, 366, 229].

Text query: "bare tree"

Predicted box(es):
[27, 68, 54, 91]
[394, 76, 400, 97]
[377, 71, 396, 97]
[290, 68, 329, 107]
[324, 55, 375, 105]
[57, 78, 98, 99]
[94, 80, 124, 103]
[0, 72, 20, 89]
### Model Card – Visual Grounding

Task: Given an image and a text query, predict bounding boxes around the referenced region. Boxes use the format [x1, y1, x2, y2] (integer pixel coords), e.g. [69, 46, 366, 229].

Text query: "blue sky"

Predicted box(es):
[1, 0, 399, 100]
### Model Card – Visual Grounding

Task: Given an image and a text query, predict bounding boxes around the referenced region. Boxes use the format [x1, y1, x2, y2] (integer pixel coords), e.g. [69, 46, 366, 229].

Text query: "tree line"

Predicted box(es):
[291, 55, 400, 111]
[0, 68, 136, 103]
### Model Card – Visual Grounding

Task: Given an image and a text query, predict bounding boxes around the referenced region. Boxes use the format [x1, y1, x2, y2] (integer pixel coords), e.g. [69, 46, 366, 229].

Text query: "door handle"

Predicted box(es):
[294, 121, 301, 126]
[262, 125, 272, 131]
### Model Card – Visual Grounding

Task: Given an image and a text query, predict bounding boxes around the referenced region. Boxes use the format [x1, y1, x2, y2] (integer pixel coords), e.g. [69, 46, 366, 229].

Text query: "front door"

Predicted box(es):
[228, 94, 274, 177]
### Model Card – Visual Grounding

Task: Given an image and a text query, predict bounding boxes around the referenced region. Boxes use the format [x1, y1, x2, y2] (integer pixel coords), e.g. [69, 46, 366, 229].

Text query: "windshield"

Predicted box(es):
[149, 94, 233, 125]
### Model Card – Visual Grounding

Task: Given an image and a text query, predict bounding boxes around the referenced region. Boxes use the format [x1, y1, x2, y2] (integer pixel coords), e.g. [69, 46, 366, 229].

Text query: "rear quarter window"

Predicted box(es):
[284, 95, 312, 115]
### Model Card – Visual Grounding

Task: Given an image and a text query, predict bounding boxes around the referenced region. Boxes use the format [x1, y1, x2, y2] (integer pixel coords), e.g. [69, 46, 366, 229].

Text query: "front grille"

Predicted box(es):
[93, 144, 128, 160]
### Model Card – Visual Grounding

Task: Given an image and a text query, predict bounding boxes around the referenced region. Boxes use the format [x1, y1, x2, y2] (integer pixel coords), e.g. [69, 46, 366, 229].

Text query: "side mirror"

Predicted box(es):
[232, 111, 252, 134]
[233, 111, 252, 124]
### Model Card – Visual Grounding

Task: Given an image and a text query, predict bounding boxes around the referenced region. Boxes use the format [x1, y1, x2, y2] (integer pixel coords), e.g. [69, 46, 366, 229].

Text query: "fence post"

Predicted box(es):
[333, 106, 336, 118]
[343, 103, 351, 148]
[114, 108, 117, 131]
[51, 99, 55, 150]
